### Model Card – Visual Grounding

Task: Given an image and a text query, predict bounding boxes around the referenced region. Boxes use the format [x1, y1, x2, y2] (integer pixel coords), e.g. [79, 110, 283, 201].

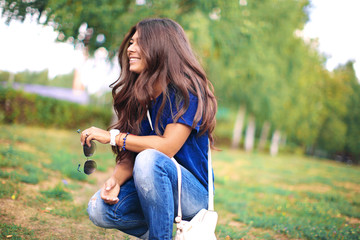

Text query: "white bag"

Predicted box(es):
[147, 110, 218, 239]
[171, 144, 218, 240]
[174, 209, 218, 240]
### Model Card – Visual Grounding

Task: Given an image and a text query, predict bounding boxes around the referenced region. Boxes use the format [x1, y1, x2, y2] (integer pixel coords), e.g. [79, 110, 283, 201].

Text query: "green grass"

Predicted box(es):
[40, 183, 73, 201]
[0, 124, 359, 239]
[0, 145, 36, 167]
[213, 150, 360, 239]
[0, 124, 115, 184]
[49, 203, 88, 219]
[0, 180, 18, 199]
[0, 222, 36, 240]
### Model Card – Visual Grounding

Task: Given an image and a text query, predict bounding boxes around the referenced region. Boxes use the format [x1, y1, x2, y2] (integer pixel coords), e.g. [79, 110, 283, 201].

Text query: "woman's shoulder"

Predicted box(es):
[168, 84, 199, 102]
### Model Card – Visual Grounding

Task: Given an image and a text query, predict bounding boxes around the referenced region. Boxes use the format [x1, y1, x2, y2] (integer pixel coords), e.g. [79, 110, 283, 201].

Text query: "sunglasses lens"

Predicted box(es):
[83, 140, 96, 157]
[84, 160, 97, 175]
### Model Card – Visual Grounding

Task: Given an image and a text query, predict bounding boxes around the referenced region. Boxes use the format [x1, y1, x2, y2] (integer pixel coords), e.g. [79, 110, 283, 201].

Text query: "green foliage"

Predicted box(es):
[214, 107, 235, 145]
[49, 71, 75, 88]
[2, 0, 360, 162]
[41, 183, 73, 201]
[306, 61, 360, 162]
[14, 70, 49, 85]
[0, 87, 111, 129]
[0, 71, 11, 82]
[341, 62, 360, 162]
[0, 69, 75, 89]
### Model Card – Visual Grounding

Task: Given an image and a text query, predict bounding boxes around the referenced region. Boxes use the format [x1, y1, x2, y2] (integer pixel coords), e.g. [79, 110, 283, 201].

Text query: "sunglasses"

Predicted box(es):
[77, 129, 97, 175]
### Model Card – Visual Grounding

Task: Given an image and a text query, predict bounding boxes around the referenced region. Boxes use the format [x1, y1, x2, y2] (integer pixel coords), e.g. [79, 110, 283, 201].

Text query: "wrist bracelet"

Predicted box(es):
[122, 132, 130, 151]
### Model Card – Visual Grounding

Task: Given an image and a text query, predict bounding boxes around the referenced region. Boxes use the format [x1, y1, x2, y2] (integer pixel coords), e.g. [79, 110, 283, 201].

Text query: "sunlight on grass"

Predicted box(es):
[0, 124, 133, 239]
[213, 150, 360, 239]
[0, 124, 359, 240]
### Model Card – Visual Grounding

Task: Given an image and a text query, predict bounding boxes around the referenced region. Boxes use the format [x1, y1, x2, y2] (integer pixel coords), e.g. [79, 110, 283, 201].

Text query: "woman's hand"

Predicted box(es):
[80, 126, 110, 147]
[100, 177, 120, 205]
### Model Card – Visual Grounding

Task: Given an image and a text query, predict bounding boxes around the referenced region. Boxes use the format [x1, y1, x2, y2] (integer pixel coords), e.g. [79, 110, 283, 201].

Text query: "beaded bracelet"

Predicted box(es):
[122, 132, 130, 151]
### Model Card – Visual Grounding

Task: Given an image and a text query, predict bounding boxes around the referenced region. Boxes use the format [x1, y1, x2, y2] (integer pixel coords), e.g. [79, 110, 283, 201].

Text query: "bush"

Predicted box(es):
[0, 87, 112, 129]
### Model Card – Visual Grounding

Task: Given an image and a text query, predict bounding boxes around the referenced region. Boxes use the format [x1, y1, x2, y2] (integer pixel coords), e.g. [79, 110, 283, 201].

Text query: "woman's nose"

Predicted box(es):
[128, 44, 135, 53]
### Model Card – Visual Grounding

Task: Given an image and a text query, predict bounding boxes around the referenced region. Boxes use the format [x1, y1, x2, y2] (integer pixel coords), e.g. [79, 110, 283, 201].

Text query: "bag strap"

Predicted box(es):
[146, 110, 214, 222]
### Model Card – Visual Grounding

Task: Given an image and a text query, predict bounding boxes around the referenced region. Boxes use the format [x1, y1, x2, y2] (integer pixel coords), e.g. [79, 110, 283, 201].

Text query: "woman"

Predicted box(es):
[81, 18, 217, 239]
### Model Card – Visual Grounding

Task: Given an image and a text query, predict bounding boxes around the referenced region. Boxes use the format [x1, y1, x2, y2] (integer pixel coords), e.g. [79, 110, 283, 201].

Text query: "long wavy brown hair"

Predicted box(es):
[109, 18, 217, 163]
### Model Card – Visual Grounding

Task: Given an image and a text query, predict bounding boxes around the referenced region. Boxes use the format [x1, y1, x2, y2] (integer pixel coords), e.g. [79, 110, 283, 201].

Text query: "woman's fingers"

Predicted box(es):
[101, 189, 120, 205]
[85, 133, 92, 147]
[80, 128, 91, 146]
[80, 127, 110, 146]
[100, 178, 120, 205]
[104, 198, 119, 205]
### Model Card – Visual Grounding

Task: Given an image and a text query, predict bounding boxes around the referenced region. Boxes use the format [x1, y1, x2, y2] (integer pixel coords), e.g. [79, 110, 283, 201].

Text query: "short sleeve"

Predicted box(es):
[167, 92, 201, 133]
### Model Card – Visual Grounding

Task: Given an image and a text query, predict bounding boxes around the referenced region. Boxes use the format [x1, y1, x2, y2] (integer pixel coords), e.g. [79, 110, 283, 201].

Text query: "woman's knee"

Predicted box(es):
[87, 182, 147, 234]
[87, 190, 110, 228]
[133, 150, 154, 183]
[133, 149, 163, 180]
[87, 189, 135, 229]
[133, 149, 167, 196]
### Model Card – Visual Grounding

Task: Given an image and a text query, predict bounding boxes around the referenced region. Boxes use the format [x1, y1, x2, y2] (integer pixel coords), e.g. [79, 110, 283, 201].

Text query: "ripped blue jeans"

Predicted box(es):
[87, 149, 208, 240]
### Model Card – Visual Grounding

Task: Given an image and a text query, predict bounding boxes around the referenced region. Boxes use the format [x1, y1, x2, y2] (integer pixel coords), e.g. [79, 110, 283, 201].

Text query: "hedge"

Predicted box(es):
[0, 87, 112, 130]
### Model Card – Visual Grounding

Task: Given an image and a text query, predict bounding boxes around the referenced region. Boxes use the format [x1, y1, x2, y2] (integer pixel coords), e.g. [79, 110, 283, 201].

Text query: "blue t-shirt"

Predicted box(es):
[140, 86, 209, 189]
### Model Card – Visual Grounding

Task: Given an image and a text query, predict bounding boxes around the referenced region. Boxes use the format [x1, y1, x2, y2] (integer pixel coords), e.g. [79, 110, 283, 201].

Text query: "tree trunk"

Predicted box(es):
[244, 114, 256, 152]
[72, 47, 88, 92]
[280, 134, 287, 147]
[72, 69, 85, 92]
[8, 72, 15, 85]
[231, 105, 246, 149]
[258, 121, 270, 152]
[270, 130, 281, 156]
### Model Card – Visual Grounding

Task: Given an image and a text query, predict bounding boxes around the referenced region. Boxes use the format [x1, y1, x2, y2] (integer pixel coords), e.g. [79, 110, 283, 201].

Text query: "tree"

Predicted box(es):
[1, 0, 218, 55]
[208, 0, 311, 153]
[328, 61, 360, 163]
[6, 0, 354, 160]
[343, 63, 360, 163]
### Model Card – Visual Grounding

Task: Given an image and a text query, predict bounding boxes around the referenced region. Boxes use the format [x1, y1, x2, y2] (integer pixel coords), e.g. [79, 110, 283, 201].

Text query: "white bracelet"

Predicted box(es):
[109, 129, 120, 146]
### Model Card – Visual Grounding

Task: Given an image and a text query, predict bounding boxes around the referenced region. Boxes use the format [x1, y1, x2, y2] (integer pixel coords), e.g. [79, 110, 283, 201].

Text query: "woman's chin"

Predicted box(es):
[130, 67, 141, 74]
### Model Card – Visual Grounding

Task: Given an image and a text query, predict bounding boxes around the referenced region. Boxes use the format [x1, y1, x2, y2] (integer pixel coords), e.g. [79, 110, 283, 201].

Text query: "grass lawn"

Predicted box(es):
[0, 124, 359, 239]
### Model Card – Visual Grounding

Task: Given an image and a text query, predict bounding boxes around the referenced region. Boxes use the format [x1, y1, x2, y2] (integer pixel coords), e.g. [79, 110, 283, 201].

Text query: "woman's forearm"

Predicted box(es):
[114, 123, 192, 158]
[112, 157, 134, 186]
[116, 134, 172, 156]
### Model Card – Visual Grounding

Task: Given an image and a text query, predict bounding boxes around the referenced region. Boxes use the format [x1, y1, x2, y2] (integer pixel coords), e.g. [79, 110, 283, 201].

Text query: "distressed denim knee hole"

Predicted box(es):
[87, 191, 109, 228]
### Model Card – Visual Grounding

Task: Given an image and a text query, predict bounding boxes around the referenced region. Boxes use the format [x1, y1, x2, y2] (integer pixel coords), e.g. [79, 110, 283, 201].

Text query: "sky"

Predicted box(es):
[0, 11, 119, 94]
[302, 0, 360, 78]
[0, 0, 359, 93]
